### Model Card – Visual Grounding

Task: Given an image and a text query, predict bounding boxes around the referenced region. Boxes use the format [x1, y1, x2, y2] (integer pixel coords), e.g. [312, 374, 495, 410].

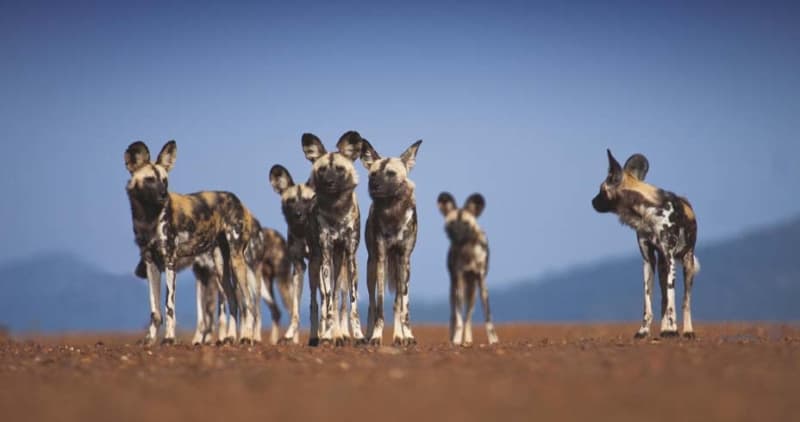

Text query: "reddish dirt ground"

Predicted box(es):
[1, 324, 798, 422]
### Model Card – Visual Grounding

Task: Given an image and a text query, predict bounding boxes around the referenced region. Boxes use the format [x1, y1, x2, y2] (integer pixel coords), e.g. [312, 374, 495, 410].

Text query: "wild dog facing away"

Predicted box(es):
[360, 138, 422, 346]
[124, 141, 263, 345]
[268, 165, 314, 344]
[437, 193, 499, 346]
[592, 149, 699, 339]
[302, 131, 365, 346]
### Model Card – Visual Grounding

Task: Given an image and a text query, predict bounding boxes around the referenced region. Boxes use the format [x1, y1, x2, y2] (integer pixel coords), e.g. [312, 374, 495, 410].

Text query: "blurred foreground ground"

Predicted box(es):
[1, 324, 798, 421]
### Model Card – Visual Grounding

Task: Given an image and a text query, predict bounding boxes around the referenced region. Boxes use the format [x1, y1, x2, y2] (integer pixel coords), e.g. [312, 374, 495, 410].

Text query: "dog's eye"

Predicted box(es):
[386, 170, 396, 178]
[144, 177, 156, 184]
[335, 166, 345, 173]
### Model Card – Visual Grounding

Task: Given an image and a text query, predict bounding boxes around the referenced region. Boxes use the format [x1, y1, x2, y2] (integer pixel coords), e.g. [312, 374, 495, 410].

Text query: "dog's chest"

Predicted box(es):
[379, 208, 415, 246]
[317, 212, 357, 244]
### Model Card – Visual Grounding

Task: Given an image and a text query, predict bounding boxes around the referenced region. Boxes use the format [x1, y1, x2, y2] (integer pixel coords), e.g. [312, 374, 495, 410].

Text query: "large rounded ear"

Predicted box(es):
[437, 192, 456, 216]
[336, 130, 363, 161]
[623, 153, 649, 181]
[155, 140, 177, 172]
[269, 164, 295, 194]
[400, 140, 422, 170]
[464, 193, 486, 218]
[124, 141, 151, 173]
[360, 138, 381, 170]
[606, 149, 623, 185]
[302, 133, 327, 163]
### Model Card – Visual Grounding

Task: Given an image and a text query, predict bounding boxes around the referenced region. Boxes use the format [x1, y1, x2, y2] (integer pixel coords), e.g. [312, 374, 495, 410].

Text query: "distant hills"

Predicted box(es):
[1, 216, 798, 333]
[414, 215, 800, 323]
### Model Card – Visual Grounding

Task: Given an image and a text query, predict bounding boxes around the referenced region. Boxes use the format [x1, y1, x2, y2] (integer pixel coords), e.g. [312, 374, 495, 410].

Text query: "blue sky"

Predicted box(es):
[1, 1, 799, 300]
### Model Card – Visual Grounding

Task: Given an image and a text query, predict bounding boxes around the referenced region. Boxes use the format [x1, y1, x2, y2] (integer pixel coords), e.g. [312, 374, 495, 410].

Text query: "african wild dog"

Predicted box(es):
[302, 131, 365, 346]
[257, 228, 294, 345]
[360, 139, 422, 346]
[124, 140, 263, 345]
[269, 164, 315, 344]
[592, 149, 699, 339]
[437, 193, 499, 346]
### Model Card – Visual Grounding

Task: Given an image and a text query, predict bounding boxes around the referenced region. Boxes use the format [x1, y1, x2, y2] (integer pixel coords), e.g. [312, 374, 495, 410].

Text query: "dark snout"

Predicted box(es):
[592, 192, 612, 213]
[368, 176, 402, 199]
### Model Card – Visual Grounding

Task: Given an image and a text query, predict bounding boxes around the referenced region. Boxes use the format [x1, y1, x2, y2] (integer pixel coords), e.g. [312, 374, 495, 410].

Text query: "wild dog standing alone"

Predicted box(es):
[360, 139, 422, 346]
[269, 165, 315, 344]
[437, 193, 499, 346]
[302, 131, 365, 346]
[124, 141, 262, 344]
[592, 149, 699, 339]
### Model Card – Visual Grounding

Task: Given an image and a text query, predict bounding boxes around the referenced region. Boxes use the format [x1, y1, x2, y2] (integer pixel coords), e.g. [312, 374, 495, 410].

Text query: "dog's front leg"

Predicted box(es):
[144, 261, 162, 345]
[347, 247, 365, 343]
[319, 245, 335, 344]
[367, 241, 386, 345]
[659, 255, 679, 337]
[163, 266, 177, 344]
[479, 274, 498, 344]
[450, 272, 465, 346]
[282, 259, 304, 344]
[394, 252, 415, 346]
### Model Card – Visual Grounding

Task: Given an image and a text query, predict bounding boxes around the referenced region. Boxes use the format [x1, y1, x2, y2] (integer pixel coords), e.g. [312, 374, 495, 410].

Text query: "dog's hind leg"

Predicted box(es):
[681, 252, 698, 339]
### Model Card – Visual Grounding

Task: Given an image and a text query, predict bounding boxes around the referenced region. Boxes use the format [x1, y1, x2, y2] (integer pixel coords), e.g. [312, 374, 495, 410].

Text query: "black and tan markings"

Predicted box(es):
[302, 131, 365, 346]
[124, 140, 263, 345]
[269, 164, 314, 344]
[437, 193, 499, 346]
[592, 149, 699, 339]
[360, 138, 422, 346]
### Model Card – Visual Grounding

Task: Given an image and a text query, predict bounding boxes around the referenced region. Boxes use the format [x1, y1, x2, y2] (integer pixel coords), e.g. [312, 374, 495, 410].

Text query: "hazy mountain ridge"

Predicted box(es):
[1, 216, 798, 332]
[414, 215, 800, 322]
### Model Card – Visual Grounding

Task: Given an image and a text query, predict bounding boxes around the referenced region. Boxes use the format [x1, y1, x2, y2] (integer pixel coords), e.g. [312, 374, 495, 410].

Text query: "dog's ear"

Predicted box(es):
[400, 140, 422, 171]
[624, 153, 649, 181]
[269, 165, 295, 194]
[606, 149, 623, 185]
[336, 131, 363, 162]
[124, 141, 151, 173]
[464, 193, 486, 218]
[302, 133, 327, 163]
[437, 192, 457, 216]
[155, 140, 177, 172]
[360, 139, 381, 170]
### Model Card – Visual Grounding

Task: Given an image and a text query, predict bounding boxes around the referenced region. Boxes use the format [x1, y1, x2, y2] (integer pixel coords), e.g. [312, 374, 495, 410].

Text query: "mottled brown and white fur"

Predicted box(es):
[437, 193, 499, 346]
[360, 139, 422, 346]
[592, 149, 699, 339]
[302, 131, 365, 346]
[125, 141, 263, 345]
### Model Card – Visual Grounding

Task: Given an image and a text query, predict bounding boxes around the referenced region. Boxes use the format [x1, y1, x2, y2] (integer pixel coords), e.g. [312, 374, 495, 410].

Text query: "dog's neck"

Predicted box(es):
[315, 189, 357, 223]
[371, 184, 415, 227]
[128, 192, 171, 248]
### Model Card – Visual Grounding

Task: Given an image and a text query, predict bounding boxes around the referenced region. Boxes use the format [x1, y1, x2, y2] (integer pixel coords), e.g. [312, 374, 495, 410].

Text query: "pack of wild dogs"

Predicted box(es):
[124, 132, 699, 348]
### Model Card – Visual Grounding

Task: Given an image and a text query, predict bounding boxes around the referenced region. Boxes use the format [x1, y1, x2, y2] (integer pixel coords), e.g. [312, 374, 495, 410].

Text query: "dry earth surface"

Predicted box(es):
[1, 324, 798, 422]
